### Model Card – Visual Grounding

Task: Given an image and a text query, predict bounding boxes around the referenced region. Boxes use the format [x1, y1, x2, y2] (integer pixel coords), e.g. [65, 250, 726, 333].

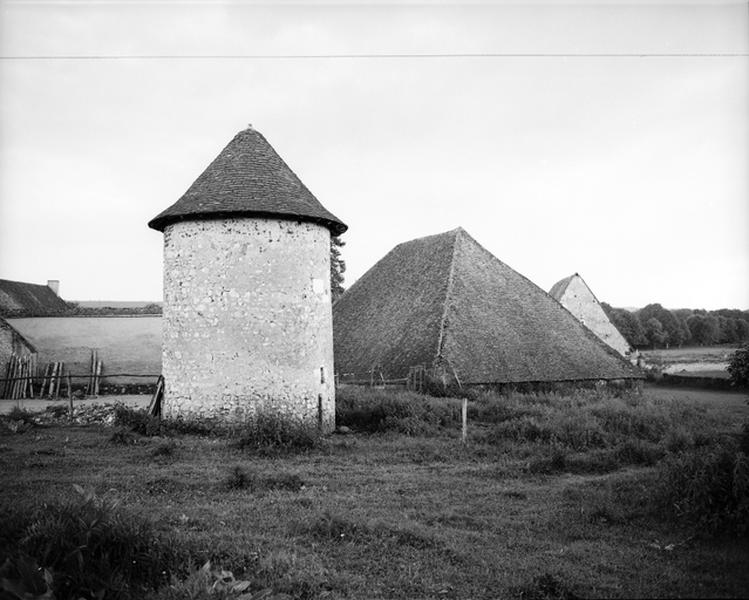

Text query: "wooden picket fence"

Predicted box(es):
[1, 354, 37, 400]
[1, 348, 159, 400]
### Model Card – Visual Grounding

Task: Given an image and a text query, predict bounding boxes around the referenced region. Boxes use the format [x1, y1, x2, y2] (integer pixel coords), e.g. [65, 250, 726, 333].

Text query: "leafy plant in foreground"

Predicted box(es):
[657, 440, 749, 537]
[1, 485, 183, 599]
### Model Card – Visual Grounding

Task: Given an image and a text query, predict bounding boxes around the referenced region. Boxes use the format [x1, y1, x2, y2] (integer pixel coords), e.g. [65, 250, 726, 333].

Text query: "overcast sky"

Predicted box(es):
[0, 0, 747, 310]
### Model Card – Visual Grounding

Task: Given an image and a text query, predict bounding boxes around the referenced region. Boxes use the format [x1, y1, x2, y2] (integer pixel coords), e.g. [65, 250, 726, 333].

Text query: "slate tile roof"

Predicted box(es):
[0, 279, 68, 317]
[333, 228, 641, 384]
[148, 127, 347, 235]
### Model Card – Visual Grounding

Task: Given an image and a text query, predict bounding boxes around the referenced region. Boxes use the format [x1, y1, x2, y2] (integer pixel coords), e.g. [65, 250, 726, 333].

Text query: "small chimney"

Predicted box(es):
[47, 280, 60, 296]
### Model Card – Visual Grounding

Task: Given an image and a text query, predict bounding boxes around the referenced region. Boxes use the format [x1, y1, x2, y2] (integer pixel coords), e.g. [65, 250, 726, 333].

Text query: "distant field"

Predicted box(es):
[640, 345, 738, 378]
[7, 316, 161, 384]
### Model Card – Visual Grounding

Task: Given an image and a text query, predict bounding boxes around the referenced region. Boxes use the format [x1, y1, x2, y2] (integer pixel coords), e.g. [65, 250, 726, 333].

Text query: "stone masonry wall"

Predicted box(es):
[558, 276, 631, 356]
[162, 217, 335, 430]
[0, 320, 34, 371]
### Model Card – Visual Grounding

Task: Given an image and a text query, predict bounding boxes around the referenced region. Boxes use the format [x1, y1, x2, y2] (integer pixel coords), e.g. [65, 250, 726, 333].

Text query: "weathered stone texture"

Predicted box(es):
[162, 218, 335, 430]
[0, 319, 35, 371]
[556, 276, 631, 356]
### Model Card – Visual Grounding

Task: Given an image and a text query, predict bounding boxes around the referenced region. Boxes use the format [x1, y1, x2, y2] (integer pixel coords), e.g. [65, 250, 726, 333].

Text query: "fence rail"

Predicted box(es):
[0, 366, 161, 400]
[0, 374, 161, 382]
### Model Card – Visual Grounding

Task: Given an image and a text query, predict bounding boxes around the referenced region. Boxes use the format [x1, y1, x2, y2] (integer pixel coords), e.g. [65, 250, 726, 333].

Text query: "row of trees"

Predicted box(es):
[602, 303, 749, 349]
[64, 302, 163, 316]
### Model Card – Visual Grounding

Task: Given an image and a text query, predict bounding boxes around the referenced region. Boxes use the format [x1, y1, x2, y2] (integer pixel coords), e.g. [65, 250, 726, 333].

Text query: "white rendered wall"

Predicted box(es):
[162, 217, 335, 430]
[558, 276, 631, 356]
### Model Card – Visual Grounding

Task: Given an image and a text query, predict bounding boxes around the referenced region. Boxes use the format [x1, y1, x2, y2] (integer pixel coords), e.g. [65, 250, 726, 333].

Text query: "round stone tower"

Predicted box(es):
[148, 126, 346, 431]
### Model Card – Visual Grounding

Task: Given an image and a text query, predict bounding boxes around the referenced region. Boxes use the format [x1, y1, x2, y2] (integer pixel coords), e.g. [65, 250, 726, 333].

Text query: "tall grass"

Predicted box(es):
[336, 385, 723, 480]
[336, 386, 461, 435]
[656, 439, 749, 537]
[338, 385, 712, 448]
[232, 413, 323, 455]
[468, 388, 711, 452]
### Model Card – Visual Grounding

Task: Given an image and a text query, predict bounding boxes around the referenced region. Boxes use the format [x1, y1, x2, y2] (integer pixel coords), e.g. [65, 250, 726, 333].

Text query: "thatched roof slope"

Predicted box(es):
[443, 234, 637, 382]
[149, 127, 347, 235]
[333, 230, 457, 378]
[0, 279, 68, 317]
[333, 228, 640, 383]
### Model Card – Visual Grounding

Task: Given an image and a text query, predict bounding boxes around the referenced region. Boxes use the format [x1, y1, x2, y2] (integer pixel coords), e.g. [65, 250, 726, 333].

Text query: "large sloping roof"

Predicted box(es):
[0, 279, 68, 317]
[148, 127, 347, 235]
[333, 228, 640, 383]
[549, 273, 631, 356]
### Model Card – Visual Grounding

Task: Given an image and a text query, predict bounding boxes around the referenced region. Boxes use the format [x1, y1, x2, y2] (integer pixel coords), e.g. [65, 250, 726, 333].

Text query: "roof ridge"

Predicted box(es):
[445, 234, 638, 371]
[573, 273, 606, 307]
[549, 274, 575, 300]
[435, 228, 461, 360]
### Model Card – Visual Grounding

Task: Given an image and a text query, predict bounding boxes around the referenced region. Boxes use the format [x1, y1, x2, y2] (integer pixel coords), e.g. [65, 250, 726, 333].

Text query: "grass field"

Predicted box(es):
[640, 345, 739, 378]
[1, 385, 748, 599]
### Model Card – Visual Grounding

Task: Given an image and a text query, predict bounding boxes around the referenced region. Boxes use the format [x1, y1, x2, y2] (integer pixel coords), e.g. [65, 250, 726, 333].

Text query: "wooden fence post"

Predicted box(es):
[67, 371, 73, 419]
[461, 398, 467, 444]
[318, 394, 324, 431]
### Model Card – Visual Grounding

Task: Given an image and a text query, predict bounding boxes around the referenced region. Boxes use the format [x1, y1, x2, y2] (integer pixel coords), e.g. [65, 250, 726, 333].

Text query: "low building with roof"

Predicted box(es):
[333, 228, 641, 388]
[0, 279, 67, 317]
[149, 126, 346, 428]
[549, 273, 631, 357]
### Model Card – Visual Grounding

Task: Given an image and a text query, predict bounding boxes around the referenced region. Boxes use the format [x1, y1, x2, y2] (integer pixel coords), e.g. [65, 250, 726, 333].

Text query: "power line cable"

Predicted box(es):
[0, 52, 747, 60]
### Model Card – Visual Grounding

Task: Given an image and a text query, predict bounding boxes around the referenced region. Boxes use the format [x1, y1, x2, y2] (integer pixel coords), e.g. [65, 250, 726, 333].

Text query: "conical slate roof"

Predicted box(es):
[333, 228, 640, 384]
[148, 127, 347, 235]
[549, 273, 631, 356]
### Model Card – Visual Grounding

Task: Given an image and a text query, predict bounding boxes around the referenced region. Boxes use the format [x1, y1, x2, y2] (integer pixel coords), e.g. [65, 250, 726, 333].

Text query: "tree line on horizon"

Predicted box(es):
[601, 302, 749, 349]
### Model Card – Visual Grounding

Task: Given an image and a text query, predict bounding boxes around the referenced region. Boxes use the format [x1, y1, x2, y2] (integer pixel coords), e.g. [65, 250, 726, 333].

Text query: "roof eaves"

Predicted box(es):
[148, 209, 347, 235]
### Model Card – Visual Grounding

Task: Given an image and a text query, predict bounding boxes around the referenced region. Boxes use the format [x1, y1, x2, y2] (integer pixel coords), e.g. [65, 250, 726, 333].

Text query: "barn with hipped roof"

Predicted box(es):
[549, 273, 632, 357]
[149, 126, 346, 429]
[333, 228, 640, 388]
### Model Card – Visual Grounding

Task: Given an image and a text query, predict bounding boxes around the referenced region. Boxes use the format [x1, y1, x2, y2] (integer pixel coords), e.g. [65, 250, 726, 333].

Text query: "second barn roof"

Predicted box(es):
[148, 127, 347, 235]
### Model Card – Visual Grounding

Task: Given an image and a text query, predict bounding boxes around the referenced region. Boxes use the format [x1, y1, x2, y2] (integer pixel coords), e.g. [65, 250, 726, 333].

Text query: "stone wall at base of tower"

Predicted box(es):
[162, 217, 335, 431]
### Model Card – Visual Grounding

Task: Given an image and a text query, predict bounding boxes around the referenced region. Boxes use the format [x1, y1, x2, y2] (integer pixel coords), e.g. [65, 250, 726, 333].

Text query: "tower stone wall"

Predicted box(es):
[161, 217, 335, 430]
